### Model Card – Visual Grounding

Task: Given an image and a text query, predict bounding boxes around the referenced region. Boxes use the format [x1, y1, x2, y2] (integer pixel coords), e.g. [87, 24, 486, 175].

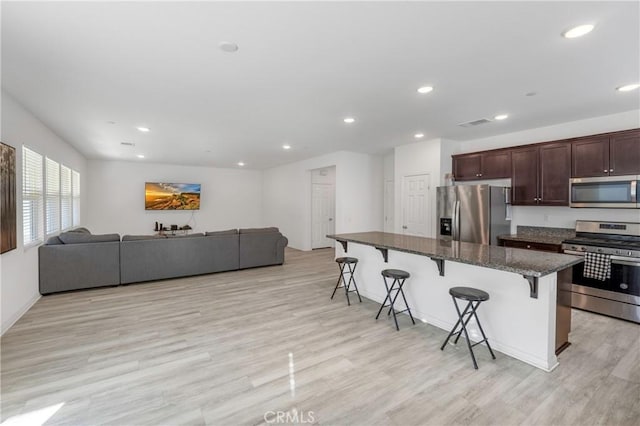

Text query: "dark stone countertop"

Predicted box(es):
[498, 226, 575, 246]
[327, 231, 583, 278]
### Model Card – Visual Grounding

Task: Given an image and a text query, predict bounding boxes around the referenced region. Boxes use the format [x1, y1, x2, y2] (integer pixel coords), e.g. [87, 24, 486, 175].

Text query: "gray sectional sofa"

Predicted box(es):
[39, 227, 288, 294]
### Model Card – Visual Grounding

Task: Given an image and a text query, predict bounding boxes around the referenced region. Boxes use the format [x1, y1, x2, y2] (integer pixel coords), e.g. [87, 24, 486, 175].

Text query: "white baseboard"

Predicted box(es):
[1, 294, 41, 336]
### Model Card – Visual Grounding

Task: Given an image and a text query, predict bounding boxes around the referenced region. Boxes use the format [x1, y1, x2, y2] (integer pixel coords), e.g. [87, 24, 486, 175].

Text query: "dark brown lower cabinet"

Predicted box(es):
[511, 142, 570, 206]
[500, 239, 563, 253]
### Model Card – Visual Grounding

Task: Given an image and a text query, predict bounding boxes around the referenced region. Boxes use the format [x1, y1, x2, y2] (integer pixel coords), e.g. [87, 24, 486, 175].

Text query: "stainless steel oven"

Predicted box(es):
[562, 221, 640, 323]
[569, 175, 639, 208]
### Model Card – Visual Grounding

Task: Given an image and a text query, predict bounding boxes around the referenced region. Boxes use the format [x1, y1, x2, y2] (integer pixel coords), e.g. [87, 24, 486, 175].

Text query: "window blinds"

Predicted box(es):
[61, 165, 72, 230]
[22, 147, 44, 245]
[72, 170, 80, 226]
[45, 157, 60, 235]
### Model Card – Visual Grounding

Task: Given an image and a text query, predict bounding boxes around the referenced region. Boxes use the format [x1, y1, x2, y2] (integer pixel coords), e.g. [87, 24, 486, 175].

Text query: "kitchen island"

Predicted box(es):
[327, 232, 583, 371]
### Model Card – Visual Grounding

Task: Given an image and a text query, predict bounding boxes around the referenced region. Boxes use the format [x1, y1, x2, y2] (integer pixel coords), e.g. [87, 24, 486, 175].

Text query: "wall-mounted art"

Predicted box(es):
[145, 182, 201, 210]
[1, 142, 17, 254]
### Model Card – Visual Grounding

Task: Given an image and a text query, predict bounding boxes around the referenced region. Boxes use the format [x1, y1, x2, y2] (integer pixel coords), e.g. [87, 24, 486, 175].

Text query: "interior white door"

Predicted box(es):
[311, 183, 335, 249]
[401, 174, 430, 237]
[384, 180, 394, 232]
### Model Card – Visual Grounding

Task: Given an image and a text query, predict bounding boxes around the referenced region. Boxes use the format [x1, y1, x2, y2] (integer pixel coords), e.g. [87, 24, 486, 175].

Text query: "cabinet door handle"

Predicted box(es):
[479, 173, 482, 177]
[604, 169, 608, 173]
[526, 245, 531, 249]
[609, 169, 614, 173]
[402, 225, 407, 229]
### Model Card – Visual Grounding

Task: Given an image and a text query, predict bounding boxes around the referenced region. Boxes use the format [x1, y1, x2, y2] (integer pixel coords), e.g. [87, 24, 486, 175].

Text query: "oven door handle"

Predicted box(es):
[610, 256, 640, 267]
[564, 250, 585, 256]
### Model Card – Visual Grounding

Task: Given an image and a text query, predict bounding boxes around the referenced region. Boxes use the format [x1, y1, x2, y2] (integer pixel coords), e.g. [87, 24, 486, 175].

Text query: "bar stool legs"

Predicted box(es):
[331, 257, 362, 306]
[376, 269, 415, 331]
[440, 287, 496, 369]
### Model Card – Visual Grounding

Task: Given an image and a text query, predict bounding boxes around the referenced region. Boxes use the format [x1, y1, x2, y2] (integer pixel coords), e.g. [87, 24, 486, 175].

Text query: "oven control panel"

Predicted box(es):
[562, 244, 640, 258]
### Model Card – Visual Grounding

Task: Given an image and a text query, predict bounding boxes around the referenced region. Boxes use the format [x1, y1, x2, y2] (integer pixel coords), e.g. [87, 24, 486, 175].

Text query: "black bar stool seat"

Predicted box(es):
[331, 257, 362, 305]
[381, 269, 410, 280]
[441, 286, 496, 369]
[376, 269, 415, 331]
[450, 287, 490, 302]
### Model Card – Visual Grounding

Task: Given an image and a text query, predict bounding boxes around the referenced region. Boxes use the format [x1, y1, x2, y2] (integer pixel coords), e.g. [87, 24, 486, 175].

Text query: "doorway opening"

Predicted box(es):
[311, 166, 336, 249]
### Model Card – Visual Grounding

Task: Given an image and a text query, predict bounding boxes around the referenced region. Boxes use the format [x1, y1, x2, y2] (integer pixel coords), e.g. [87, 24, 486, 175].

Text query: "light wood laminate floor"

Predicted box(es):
[1, 248, 638, 425]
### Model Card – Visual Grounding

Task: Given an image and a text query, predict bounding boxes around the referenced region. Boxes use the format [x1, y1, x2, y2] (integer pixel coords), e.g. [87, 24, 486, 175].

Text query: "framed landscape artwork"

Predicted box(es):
[145, 182, 201, 210]
[1, 142, 17, 254]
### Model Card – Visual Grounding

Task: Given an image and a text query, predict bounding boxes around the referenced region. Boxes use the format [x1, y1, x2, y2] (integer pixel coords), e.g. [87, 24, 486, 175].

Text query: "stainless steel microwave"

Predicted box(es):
[570, 175, 639, 208]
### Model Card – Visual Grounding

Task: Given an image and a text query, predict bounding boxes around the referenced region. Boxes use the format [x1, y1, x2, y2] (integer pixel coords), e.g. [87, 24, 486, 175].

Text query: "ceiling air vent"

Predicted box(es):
[458, 118, 492, 128]
[120, 142, 135, 146]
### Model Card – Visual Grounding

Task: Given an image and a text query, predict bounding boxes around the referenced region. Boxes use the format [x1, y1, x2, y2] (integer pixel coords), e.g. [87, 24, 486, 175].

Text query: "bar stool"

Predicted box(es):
[376, 269, 415, 331]
[331, 257, 362, 306]
[440, 286, 496, 369]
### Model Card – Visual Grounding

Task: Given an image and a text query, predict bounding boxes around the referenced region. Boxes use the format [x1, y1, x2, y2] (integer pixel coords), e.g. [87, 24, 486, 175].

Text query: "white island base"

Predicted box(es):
[336, 242, 569, 371]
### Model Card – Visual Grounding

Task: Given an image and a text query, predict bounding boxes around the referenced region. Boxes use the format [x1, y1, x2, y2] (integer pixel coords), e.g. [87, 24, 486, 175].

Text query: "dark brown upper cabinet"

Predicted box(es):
[452, 153, 481, 180]
[610, 129, 640, 176]
[572, 129, 640, 177]
[452, 150, 511, 181]
[511, 142, 571, 206]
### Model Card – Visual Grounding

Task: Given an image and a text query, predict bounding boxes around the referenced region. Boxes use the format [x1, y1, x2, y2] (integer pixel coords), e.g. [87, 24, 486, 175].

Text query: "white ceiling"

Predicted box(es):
[2, 1, 639, 169]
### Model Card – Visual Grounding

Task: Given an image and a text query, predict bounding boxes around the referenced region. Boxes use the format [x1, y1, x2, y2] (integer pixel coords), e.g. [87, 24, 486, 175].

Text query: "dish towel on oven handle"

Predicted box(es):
[583, 252, 611, 281]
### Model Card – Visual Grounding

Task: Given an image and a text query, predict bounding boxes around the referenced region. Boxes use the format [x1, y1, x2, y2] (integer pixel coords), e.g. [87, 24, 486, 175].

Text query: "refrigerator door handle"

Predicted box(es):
[453, 200, 460, 241]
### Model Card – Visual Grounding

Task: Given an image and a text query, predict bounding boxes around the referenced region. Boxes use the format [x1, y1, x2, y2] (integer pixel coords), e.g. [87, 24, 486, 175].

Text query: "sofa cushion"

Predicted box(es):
[239, 227, 279, 234]
[59, 232, 120, 244]
[122, 235, 167, 241]
[170, 233, 204, 238]
[46, 236, 64, 245]
[69, 227, 91, 234]
[205, 229, 238, 236]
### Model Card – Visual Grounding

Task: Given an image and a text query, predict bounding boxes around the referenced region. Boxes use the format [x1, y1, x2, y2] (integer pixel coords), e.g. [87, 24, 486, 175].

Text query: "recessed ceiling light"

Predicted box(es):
[137, 154, 145, 159]
[616, 83, 640, 92]
[219, 41, 239, 53]
[136, 127, 150, 132]
[417, 86, 433, 94]
[525, 92, 537, 97]
[494, 114, 509, 120]
[414, 133, 424, 139]
[343, 117, 355, 124]
[120, 142, 135, 146]
[107, 121, 116, 125]
[282, 144, 291, 150]
[562, 24, 595, 39]
[237, 161, 245, 166]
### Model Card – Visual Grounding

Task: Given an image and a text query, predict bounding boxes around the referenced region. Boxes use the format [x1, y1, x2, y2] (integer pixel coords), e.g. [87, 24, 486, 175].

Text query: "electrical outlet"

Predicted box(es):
[544, 214, 550, 222]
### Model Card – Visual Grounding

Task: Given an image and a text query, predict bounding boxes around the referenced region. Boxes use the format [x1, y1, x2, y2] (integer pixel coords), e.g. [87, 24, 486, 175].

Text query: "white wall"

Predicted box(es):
[1, 91, 88, 334]
[454, 110, 640, 154]
[383, 152, 395, 232]
[454, 109, 640, 230]
[262, 151, 384, 251]
[394, 138, 443, 237]
[85, 160, 263, 236]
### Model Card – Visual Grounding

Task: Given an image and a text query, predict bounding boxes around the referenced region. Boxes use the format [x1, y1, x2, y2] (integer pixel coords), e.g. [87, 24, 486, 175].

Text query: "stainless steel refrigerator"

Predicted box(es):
[437, 185, 511, 245]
